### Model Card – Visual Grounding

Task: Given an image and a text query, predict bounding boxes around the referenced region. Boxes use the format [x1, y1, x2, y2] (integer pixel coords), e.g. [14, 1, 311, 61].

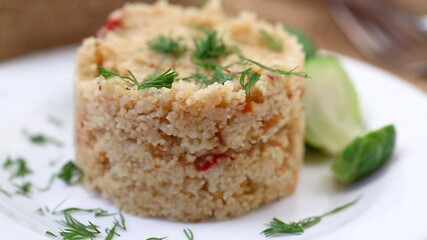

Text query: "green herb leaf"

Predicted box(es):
[239, 69, 261, 98]
[25, 132, 63, 147]
[285, 27, 316, 60]
[105, 222, 120, 240]
[58, 161, 83, 185]
[58, 207, 116, 217]
[259, 29, 283, 52]
[183, 229, 194, 240]
[3, 157, 14, 168]
[182, 65, 237, 86]
[241, 57, 308, 78]
[98, 67, 139, 86]
[110, 208, 126, 231]
[139, 69, 177, 90]
[193, 29, 230, 60]
[59, 213, 101, 239]
[99, 66, 177, 90]
[45, 231, 57, 238]
[3, 157, 32, 179]
[14, 182, 32, 196]
[332, 125, 396, 184]
[146, 237, 168, 240]
[212, 66, 237, 84]
[148, 35, 187, 58]
[262, 197, 359, 237]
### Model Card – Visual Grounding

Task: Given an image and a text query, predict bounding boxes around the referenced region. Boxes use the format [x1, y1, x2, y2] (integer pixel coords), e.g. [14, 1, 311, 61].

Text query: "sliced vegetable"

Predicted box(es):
[285, 27, 316, 60]
[305, 56, 363, 154]
[332, 125, 396, 184]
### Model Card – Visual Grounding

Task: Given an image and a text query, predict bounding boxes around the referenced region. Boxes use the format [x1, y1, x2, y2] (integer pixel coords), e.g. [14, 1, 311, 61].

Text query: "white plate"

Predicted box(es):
[0, 46, 426, 240]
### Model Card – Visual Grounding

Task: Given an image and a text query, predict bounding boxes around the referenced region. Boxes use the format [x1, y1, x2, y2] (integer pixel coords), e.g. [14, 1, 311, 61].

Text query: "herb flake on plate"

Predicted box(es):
[262, 197, 359, 237]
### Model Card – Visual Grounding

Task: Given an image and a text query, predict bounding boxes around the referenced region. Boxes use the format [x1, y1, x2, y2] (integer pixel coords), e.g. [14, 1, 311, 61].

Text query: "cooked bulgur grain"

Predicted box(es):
[74, 0, 305, 222]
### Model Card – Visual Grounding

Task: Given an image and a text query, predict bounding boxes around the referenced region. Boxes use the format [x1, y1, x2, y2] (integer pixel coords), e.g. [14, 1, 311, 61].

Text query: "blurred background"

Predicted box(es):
[0, 0, 426, 91]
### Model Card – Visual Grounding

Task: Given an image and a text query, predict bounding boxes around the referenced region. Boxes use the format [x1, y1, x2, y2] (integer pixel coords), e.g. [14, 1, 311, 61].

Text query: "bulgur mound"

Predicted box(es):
[74, 0, 305, 222]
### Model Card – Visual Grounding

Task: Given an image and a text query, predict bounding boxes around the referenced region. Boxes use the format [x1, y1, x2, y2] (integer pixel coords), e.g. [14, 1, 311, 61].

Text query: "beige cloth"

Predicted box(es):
[0, 0, 426, 91]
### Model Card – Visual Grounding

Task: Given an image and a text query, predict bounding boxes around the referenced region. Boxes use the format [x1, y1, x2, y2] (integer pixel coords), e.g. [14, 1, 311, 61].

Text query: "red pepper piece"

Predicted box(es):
[195, 154, 234, 171]
[105, 19, 122, 31]
[97, 18, 122, 38]
[241, 96, 253, 113]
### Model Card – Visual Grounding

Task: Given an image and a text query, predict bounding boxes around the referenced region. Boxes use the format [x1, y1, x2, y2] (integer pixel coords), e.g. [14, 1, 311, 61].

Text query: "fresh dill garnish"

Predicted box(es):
[239, 68, 261, 99]
[146, 237, 168, 240]
[3, 157, 32, 179]
[59, 213, 101, 239]
[3, 157, 13, 168]
[14, 182, 32, 196]
[58, 161, 83, 185]
[0, 186, 12, 198]
[99, 66, 177, 90]
[115, 209, 126, 230]
[261, 197, 360, 237]
[193, 29, 230, 60]
[105, 222, 120, 240]
[183, 229, 194, 240]
[58, 207, 116, 217]
[259, 29, 283, 52]
[193, 59, 220, 70]
[141, 69, 178, 89]
[45, 231, 57, 238]
[148, 35, 187, 58]
[240, 56, 308, 78]
[182, 65, 236, 86]
[105, 209, 126, 240]
[24, 131, 63, 147]
[212, 65, 237, 84]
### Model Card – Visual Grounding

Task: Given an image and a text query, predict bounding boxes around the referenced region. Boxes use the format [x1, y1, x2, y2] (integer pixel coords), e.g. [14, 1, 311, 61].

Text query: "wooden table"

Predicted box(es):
[0, 0, 426, 91]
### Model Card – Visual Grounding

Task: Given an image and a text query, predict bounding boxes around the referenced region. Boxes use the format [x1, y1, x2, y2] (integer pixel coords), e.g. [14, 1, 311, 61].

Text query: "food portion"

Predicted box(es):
[74, 1, 305, 221]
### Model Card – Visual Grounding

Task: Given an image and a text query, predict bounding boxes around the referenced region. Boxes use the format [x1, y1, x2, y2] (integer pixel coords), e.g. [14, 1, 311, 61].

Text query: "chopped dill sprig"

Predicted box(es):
[212, 65, 237, 84]
[58, 161, 83, 185]
[24, 131, 63, 147]
[239, 69, 261, 99]
[240, 56, 308, 78]
[146, 237, 168, 240]
[181, 65, 236, 86]
[105, 222, 120, 240]
[57, 207, 116, 217]
[59, 213, 101, 240]
[105, 209, 126, 240]
[183, 228, 195, 240]
[148, 35, 187, 58]
[142, 69, 178, 89]
[262, 197, 360, 237]
[45, 231, 57, 238]
[14, 182, 32, 196]
[259, 29, 283, 52]
[3, 156, 32, 179]
[99, 66, 177, 90]
[193, 29, 230, 60]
